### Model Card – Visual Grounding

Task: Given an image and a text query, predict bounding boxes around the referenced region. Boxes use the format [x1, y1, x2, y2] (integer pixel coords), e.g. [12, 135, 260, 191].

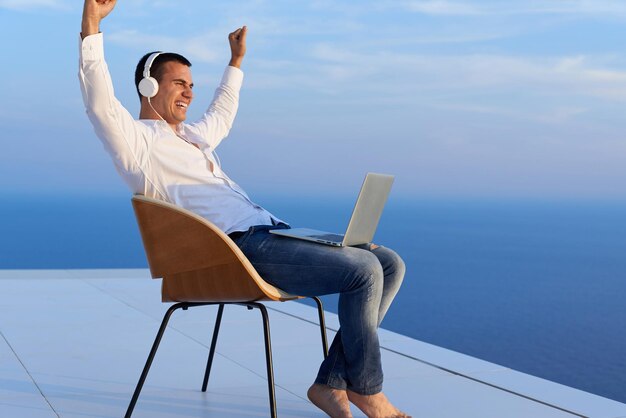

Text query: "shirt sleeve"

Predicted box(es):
[78, 33, 149, 189]
[184, 66, 244, 150]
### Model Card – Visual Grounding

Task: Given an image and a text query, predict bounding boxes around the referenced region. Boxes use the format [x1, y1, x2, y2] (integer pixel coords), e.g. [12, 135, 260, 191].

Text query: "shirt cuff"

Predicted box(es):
[80, 32, 104, 62]
[222, 66, 244, 89]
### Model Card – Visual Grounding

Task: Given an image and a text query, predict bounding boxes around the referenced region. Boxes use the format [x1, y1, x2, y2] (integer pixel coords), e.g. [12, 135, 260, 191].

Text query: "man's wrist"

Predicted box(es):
[81, 20, 100, 39]
[228, 56, 244, 69]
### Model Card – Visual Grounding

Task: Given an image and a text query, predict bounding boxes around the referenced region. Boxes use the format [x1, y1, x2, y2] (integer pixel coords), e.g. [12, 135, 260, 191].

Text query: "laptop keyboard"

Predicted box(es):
[311, 233, 344, 242]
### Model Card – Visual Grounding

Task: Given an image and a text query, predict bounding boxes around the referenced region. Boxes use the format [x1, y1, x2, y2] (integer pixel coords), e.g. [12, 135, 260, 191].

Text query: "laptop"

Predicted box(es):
[269, 173, 394, 246]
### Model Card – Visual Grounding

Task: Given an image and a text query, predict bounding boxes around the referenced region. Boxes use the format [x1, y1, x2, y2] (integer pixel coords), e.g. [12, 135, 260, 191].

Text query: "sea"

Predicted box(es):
[1, 193, 625, 404]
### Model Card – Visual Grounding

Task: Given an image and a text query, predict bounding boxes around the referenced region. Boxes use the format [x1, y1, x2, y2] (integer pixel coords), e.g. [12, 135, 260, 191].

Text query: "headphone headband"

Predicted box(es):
[143, 52, 163, 79]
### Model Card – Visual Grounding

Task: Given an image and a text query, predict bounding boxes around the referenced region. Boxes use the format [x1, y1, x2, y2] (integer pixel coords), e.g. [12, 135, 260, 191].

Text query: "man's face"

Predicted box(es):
[150, 61, 194, 126]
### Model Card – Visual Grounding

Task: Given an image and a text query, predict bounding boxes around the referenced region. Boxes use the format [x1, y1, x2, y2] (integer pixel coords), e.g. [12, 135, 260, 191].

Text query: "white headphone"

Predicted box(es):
[138, 52, 162, 98]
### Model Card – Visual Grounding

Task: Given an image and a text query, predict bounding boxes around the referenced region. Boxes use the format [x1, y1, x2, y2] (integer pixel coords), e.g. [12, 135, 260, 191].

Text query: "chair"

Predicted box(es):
[125, 195, 329, 417]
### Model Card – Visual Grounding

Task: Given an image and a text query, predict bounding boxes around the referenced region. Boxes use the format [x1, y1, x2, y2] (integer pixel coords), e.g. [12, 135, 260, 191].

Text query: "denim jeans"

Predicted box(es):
[231, 224, 405, 395]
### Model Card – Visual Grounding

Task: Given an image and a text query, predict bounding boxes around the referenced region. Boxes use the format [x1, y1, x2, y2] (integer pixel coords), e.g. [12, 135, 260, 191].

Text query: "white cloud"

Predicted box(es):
[304, 43, 626, 102]
[402, 0, 626, 16]
[404, 0, 482, 15]
[108, 30, 220, 64]
[0, 0, 69, 10]
[431, 102, 589, 125]
[246, 50, 626, 115]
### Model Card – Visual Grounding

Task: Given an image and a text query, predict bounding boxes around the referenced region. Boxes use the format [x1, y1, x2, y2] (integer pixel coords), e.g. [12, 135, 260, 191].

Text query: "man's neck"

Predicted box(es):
[139, 106, 157, 121]
[139, 107, 178, 132]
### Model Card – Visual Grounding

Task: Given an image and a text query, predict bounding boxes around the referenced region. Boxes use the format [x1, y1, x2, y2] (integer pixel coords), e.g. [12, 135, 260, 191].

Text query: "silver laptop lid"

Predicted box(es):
[343, 173, 394, 246]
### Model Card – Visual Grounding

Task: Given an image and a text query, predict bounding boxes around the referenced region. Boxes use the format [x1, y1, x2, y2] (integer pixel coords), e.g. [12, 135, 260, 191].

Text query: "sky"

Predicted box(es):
[1, 0, 626, 200]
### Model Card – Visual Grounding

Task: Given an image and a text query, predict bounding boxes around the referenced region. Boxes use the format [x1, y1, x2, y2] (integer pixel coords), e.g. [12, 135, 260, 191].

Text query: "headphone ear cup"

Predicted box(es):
[139, 76, 159, 98]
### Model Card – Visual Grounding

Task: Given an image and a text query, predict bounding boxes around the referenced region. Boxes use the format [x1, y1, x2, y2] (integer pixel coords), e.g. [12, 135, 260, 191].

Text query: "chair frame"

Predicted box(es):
[125, 196, 329, 417]
[125, 299, 328, 418]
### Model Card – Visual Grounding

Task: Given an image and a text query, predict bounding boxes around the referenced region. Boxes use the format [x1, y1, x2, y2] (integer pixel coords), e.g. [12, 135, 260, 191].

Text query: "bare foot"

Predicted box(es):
[307, 383, 353, 418]
[347, 390, 411, 418]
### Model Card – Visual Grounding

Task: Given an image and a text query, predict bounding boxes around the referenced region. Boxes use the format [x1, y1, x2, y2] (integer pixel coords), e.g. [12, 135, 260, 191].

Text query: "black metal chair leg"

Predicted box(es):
[202, 303, 225, 391]
[248, 302, 277, 418]
[125, 302, 187, 418]
[311, 297, 329, 358]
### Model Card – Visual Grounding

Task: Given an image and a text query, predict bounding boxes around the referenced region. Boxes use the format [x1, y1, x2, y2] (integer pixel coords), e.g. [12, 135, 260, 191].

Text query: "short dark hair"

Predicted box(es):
[134, 51, 192, 99]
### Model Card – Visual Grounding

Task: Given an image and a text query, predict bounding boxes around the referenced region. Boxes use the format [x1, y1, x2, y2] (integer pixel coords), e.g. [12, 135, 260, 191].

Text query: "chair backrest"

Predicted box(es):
[131, 195, 297, 303]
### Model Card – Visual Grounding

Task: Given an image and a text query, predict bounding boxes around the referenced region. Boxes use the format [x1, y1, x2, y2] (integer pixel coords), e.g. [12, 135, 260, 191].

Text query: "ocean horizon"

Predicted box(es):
[1, 193, 625, 404]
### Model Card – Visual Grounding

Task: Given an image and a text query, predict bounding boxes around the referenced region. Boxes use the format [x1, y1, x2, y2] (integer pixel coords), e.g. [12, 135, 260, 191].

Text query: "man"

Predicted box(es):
[80, 1, 409, 417]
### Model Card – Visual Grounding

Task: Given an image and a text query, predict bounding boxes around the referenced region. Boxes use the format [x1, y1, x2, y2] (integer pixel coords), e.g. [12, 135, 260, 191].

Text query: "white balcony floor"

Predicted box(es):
[1, 269, 625, 418]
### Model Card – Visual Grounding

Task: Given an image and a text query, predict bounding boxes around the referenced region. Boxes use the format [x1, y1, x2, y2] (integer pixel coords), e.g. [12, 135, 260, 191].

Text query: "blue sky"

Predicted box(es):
[1, 0, 625, 199]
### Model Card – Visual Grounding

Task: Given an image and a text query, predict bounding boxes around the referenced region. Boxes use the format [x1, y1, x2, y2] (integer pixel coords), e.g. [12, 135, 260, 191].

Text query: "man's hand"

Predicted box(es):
[81, 0, 117, 39]
[228, 26, 247, 68]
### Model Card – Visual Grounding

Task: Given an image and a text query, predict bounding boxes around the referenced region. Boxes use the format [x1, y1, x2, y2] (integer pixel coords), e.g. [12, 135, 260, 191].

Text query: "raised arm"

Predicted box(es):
[79, 0, 153, 196]
[185, 28, 247, 150]
[81, 0, 117, 39]
[228, 26, 247, 68]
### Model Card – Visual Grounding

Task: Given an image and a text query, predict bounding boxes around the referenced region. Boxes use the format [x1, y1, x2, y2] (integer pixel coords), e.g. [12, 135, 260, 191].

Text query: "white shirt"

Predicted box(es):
[78, 33, 280, 234]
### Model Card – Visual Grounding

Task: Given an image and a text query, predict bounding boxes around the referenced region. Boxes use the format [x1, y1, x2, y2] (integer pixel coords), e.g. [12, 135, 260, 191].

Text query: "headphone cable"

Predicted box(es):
[147, 97, 222, 168]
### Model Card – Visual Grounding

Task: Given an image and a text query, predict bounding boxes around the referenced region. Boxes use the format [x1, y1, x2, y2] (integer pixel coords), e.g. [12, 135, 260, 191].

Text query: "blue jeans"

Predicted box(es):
[231, 224, 405, 395]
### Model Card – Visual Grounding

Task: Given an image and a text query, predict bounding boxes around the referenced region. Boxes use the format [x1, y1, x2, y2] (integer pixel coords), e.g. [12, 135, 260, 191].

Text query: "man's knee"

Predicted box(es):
[375, 247, 406, 281]
[343, 251, 384, 292]
[389, 250, 406, 279]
